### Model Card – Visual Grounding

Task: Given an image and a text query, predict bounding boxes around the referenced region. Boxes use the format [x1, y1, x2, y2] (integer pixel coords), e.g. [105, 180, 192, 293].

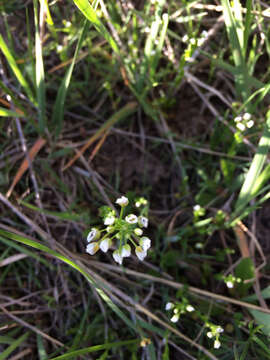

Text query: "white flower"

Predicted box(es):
[236, 122, 246, 131]
[134, 228, 143, 236]
[165, 302, 174, 310]
[207, 332, 213, 338]
[226, 281, 234, 288]
[87, 228, 99, 242]
[116, 196, 129, 207]
[138, 216, 148, 228]
[135, 197, 147, 208]
[246, 120, 254, 128]
[195, 242, 203, 249]
[125, 214, 138, 224]
[186, 305, 195, 312]
[121, 244, 131, 257]
[214, 340, 221, 349]
[140, 237, 151, 251]
[193, 204, 201, 211]
[170, 314, 179, 323]
[104, 215, 115, 225]
[135, 246, 147, 261]
[113, 250, 123, 265]
[86, 242, 99, 255]
[216, 326, 224, 333]
[243, 112, 251, 121]
[182, 34, 189, 43]
[234, 116, 242, 123]
[100, 238, 110, 253]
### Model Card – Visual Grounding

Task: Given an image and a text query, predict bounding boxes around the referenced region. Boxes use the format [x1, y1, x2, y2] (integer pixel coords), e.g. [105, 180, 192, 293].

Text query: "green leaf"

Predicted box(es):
[249, 310, 270, 337]
[72, 0, 119, 53]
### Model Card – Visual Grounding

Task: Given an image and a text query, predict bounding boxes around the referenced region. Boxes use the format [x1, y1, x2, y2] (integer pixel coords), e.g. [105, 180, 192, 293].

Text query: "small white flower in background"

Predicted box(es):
[236, 122, 246, 132]
[121, 244, 131, 258]
[193, 204, 201, 211]
[195, 242, 203, 249]
[226, 281, 234, 289]
[190, 38, 196, 45]
[170, 314, 180, 323]
[100, 238, 111, 253]
[125, 214, 138, 224]
[87, 228, 99, 242]
[206, 332, 213, 338]
[86, 242, 99, 255]
[165, 302, 174, 310]
[186, 305, 195, 312]
[113, 250, 123, 265]
[135, 246, 147, 261]
[216, 326, 224, 333]
[135, 197, 148, 208]
[116, 196, 129, 207]
[246, 120, 254, 128]
[214, 340, 221, 349]
[234, 116, 242, 123]
[104, 215, 115, 226]
[182, 34, 189, 43]
[134, 228, 143, 236]
[138, 216, 148, 228]
[243, 112, 251, 121]
[140, 237, 151, 251]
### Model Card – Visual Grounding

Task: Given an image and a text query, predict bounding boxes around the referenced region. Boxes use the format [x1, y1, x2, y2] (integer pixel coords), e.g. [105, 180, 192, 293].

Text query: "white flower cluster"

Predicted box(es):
[86, 196, 150, 265]
[206, 324, 224, 349]
[234, 112, 254, 132]
[165, 301, 195, 323]
[223, 274, 241, 289]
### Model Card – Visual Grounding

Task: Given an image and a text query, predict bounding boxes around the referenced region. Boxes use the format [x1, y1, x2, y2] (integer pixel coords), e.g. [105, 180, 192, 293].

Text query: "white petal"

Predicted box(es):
[214, 340, 221, 349]
[125, 214, 138, 224]
[86, 242, 99, 255]
[87, 228, 98, 242]
[116, 196, 129, 207]
[165, 302, 174, 311]
[113, 250, 123, 265]
[207, 332, 213, 338]
[186, 305, 194, 312]
[140, 237, 151, 251]
[170, 314, 179, 323]
[100, 239, 110, 253]
[121, 244, 131, 257]
[104, 216, 115, 225]
[243, 112, 251, 121]
[138, 216, 148, 228]
[226, 281, 234, 288]
[216, 327, 224, 333]
[135, 246, 147, 261]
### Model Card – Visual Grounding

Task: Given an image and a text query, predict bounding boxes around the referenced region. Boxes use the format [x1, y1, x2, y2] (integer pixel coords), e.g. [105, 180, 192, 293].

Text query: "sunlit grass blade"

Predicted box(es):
[0, 107, 23, 117]
[37, 334, 48, 360]
[34, 0, 46, 133]
[72, 0, 119, 54]
[48, 339, 139, 360]
[221, 0, 249, 101]
[234, 109, 270, 216]
[0, 332, 30, 360]
[52, 20, 89, 138]
[0, 35, 35, 104]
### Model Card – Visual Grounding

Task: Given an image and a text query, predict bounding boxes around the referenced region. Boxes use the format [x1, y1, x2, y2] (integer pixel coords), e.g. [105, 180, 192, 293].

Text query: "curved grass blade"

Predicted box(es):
[52, 20, 89, 138]
[48, 339, 139, 360]
[72, 0, 119, 54]
[0, 35, 35, 104]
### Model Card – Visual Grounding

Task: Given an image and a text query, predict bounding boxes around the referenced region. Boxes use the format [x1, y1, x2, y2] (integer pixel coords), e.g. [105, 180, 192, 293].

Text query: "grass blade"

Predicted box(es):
[234, 109, 270, 215]
[0, 332, 30, 360]
[52, 20, 89, 138]
[34, 0, 46, 133]
[0, 107, 24, 117]
[0, 35, 35, 104]
[72, 0, 119, 54]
